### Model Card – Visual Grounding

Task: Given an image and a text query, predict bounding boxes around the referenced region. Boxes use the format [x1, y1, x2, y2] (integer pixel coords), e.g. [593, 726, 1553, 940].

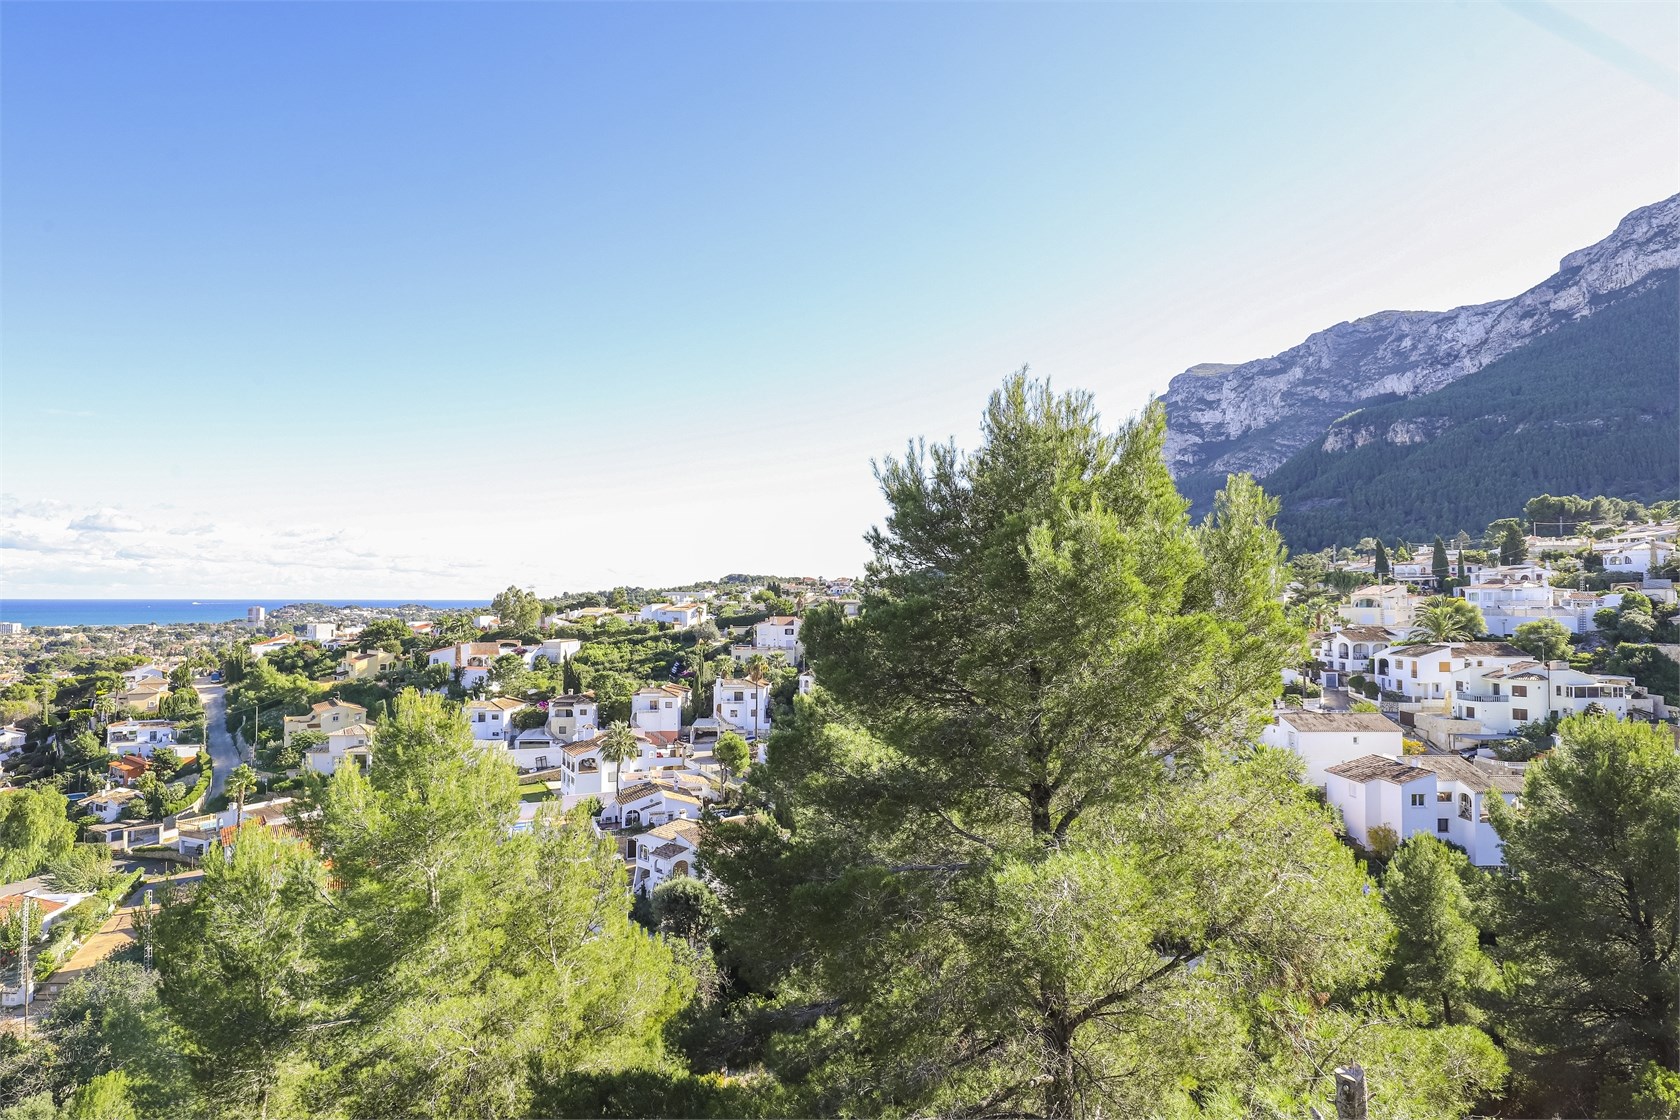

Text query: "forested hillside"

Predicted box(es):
[1268, 271, 1678, 551]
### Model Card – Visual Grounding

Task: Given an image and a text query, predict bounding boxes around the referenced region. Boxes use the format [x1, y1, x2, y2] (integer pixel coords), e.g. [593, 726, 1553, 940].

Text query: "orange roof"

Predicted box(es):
[0, 895, 65, 918]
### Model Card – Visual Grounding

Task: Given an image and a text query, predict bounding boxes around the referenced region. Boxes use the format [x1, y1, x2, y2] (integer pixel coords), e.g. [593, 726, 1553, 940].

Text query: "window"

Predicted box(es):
[1437, 790, 1452, 803]
[732, 691, 744, 702]
[1458, 793, 1473, 821]
[534, 755, 547, 769]
[1438, 662, 1451, 673]
[1512, 708, 1528, 722]
[1465, 706, 1475, 718]
[477, 713, 486, 722]
[1352, 736, 1360, 745]
[1410, 793, 1425, 807]
[1512, 685, 1527, 697]
[784, 628, 794, 635]
[1437, 818, 1450, 833]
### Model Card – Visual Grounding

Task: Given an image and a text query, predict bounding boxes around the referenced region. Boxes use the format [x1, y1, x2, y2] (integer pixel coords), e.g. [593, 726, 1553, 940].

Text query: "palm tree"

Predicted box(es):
[598, 721, 640, 791]
[1409, 598, 1483, 644]
[227, 763, 258, 822]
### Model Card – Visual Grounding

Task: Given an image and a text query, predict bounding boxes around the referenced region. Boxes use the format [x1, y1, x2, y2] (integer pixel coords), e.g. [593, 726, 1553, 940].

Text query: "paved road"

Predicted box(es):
[196, 682, 241, 799]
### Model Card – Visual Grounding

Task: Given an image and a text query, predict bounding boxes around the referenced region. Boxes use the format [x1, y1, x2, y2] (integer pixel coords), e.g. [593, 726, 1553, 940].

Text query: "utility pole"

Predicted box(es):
[17, 897, 34, 1039]
[142, 888, 155, 970]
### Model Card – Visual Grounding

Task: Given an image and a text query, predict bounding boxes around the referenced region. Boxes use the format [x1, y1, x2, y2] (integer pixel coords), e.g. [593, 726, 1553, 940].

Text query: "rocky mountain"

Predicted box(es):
[1162, 193, 1680, 511]
[1263, 271, 1677, 551]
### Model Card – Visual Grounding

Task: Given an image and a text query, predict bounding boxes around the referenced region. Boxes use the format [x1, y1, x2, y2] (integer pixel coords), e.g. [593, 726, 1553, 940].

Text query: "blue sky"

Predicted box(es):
[3, 1, 1676, 598]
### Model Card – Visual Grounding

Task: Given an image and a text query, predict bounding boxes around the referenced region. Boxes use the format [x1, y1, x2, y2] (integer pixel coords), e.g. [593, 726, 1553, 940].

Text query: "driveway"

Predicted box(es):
[195, 682, 241, 800]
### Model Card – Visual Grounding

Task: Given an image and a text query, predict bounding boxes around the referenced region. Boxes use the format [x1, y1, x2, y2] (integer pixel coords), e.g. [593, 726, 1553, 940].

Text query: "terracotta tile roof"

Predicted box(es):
[0, 895, 65, 918]
[1326, 754, 1430, 784]
[1414, 755, 1525, 794]
[1278, 712, 1401, 734]
[645, 819, 701, 843]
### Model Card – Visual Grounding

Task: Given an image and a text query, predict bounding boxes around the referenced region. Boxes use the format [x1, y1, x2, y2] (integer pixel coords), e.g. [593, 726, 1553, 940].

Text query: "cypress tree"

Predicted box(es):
[1432, 536, 1450, 587]
[1374, 539, 1391, 582]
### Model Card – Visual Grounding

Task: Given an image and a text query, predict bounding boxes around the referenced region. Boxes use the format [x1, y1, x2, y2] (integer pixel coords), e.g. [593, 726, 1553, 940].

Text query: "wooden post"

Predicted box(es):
[1333, 1064, 1368, 1120]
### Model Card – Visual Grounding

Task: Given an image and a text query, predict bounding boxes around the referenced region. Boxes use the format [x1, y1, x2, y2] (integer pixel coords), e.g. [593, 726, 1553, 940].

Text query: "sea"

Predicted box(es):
[0, 599, 488, 629]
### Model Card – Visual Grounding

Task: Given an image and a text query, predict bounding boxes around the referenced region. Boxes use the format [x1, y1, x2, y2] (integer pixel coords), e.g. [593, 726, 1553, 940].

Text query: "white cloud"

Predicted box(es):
[1, 495, 496, 598]
[68, 509, 144, 533]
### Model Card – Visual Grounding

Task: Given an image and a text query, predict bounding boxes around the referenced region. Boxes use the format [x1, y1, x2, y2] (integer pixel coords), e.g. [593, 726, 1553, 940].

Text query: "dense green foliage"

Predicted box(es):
[0, 787, 77, 883]
[697, 377, 1505, 1118]
[1485, 714, 1679, 1114]
[1266, 274, 1679, 550]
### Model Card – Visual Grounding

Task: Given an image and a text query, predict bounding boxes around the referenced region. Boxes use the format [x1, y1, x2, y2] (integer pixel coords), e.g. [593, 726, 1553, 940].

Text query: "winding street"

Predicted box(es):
[195, 682, 242, 800]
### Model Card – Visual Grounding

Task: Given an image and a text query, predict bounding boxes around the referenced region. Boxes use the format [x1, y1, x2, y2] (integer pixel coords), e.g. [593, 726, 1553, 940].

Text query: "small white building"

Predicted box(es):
[523, 638, 581, 667]
[248, 634, 298, 659]
[104, 720, 191, 760]
[1316, 626, 1403, 686]
[1341, 586, 1416, 630]
[544, 692, 600, 742]
[83, 787, 143, 823]
[628, 819, 702, 896]
[1451, 661, 1634, 734]
[1323, 755, 1438, 854]
[120, 664, 167, 686]
[598, 780, 706, 830]
[1324, 752, 1524, 867]
[0, 622, 24, 636]
[713, 678, 773, 740]
[557, 737, 620, 800]
[1371, 642, 1530, 705]
[304, 723, 374, 776]
[302, 622, 336, 642]
[752, 616, 803, 659]
[428, 641, 520, 691]
[1260, 710, 1406, 787]
[1600, 539, 1674, 575]
[464, 696, 528, 742]
[631, 684, 690, 734]
[638, 603, 709, 628]
[282, 699, 369, 748]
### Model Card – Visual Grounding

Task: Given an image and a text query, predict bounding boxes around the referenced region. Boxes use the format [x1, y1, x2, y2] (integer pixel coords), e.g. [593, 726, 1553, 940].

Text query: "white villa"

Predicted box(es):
[104, 720, 192, 760]
[631, 684, 690, 734]
[753, 616, 802, 658]
[304, 723, 374, 776]
[1455, 577, 1600, 636]
[282, 699, 369, 748]
[627, 819, 702, 896]
[464, 696, 529, 741]
[1260, 710, 1405, 787]
[1370, 642, 1529, 704]
[712, 677, 773, 741]
[1316, 626, 1403, 686]
[1450, 661, 1635, 734]
[522, 638, 582, 667]
[597, 779, 706, 830]
[1325, 752, 1524, 867]
[637, 603, 709, 628]
[1341, 585, 1416, 629]
[427, 641, 521, 691]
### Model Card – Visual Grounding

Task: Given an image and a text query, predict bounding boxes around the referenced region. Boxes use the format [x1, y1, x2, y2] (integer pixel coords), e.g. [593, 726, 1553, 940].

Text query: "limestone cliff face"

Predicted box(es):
[1162, 194, 1680, 498]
